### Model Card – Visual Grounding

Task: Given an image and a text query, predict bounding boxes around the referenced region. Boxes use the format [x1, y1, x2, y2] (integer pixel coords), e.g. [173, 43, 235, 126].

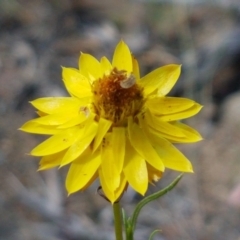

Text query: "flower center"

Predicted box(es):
[92, 68, 144, 125]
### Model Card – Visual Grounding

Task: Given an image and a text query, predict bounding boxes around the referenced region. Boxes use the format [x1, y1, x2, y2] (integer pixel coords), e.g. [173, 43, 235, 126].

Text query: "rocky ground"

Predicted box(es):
[1, 0, 240, 239]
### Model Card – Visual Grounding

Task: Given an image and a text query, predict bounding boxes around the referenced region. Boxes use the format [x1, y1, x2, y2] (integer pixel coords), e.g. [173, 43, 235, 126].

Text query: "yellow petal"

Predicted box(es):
[146, 97, 195, 115]
[38, 150, 67, 170]
[158, 103, 203, 121]
[132, 55, 140, 80]
[112, 127, 125, 174]
[32, 112, 77, 126]
[36, 111, 48, 117]
[139, 64, 181, 96]
[81, 171, 98, 191]
[144, 109, 186, 137]
[128, 117, 164, 171]
[20, 120, 61, 135]
[139, 115, 201, 143]
[66, 149, 101, 194]
[61, 121, 98, 166]
[123, 140, 148, 195]
[79, 53, 102, 81]
[62, 67, 92, 98]
[112, 40, 132, 73]
[100, 56, 112, 75]
[99, 170, 127, 203]
[114, 173, 127, 201]
[30, 97, 81, 114]
[31, 127, 82, 156]
[146, 127, 193, 172]
[171, 121, 203, 143]
[101, 133, 120, 192]
[99, 167, 115, 203]
[92, 117, 112, 152]
[147, 163, 162, 184]
[57, 111, 88, 129]
[153, 125, 197, 143]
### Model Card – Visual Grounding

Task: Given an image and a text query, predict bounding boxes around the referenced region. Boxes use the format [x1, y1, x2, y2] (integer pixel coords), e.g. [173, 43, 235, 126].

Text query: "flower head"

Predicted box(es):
[20, 41, 202, 203]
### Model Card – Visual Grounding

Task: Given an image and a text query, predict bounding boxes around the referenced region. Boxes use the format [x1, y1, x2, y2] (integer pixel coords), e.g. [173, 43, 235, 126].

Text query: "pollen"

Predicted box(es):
[92, 68, 144, 125]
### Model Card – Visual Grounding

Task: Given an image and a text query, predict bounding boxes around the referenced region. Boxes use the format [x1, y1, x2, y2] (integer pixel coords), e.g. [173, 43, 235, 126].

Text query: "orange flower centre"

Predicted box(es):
[92, 68, 144, 125]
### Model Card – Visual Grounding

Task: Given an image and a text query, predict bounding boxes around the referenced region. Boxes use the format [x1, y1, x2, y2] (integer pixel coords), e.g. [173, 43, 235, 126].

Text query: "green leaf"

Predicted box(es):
[131, 174, 183, 234]
[149, 229, 162, 240]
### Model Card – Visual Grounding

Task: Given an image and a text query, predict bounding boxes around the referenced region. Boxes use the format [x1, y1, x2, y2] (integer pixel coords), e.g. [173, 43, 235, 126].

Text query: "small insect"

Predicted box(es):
[80, 106, 90, 117]
[120, 74, 136, 89]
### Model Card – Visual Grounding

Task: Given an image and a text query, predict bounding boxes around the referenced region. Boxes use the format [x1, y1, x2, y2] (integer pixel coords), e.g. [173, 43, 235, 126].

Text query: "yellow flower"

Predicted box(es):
[20, 41, 202, 203]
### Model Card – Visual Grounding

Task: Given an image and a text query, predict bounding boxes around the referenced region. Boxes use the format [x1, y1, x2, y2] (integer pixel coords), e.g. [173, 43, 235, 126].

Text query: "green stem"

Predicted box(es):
[131, 173, 183, 233]
[113, 202, 123, 240]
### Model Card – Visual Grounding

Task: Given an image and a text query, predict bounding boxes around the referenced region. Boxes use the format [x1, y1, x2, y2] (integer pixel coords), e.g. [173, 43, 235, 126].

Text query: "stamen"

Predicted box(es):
[92, 69, 144, 124]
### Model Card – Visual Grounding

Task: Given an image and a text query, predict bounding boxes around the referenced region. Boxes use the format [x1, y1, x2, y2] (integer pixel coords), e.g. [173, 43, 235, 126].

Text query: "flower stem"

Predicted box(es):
[113, 202, 123, 240]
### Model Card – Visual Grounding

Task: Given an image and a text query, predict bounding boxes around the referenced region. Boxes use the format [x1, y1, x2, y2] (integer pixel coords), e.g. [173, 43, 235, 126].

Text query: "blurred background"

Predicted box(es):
[1, 0, 240, 239]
